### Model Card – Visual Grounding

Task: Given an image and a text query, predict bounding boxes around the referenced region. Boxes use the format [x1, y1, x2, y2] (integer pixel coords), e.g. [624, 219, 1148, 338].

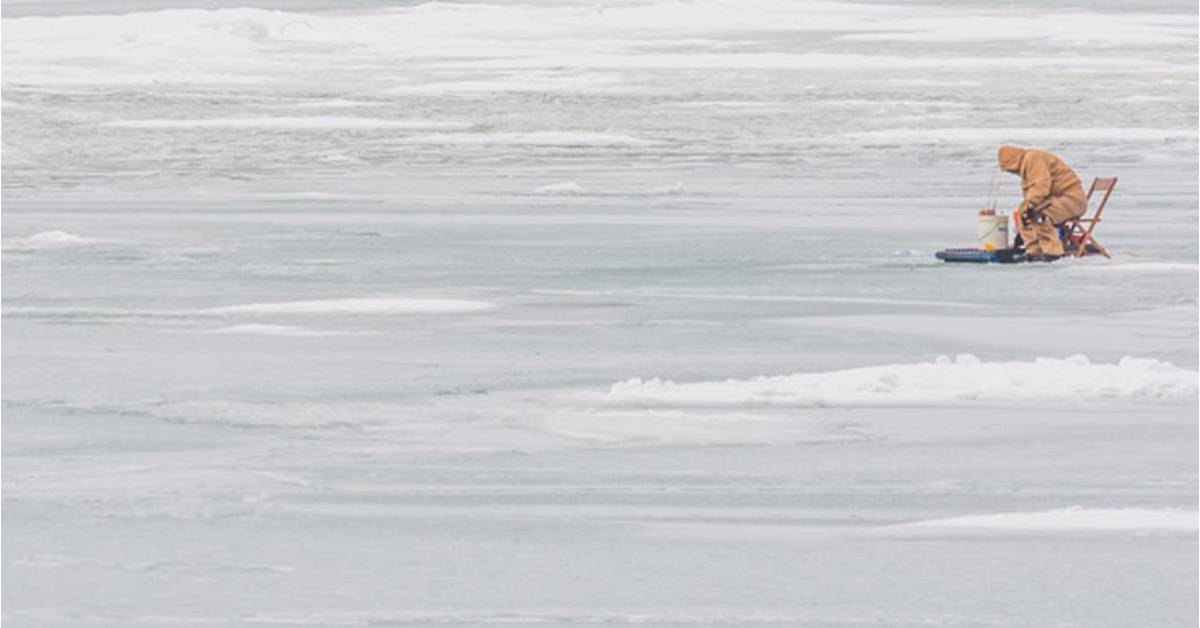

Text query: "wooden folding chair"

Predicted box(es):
[1061, 177, 1116, 258]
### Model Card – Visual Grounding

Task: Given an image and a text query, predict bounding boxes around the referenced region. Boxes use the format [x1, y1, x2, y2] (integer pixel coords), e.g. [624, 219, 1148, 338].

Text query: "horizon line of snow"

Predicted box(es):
[4, 3, 1192, 47]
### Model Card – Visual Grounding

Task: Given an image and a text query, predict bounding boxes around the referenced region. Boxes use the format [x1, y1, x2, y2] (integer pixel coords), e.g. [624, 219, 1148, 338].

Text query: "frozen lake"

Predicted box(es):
[3, 1, 1198, 626]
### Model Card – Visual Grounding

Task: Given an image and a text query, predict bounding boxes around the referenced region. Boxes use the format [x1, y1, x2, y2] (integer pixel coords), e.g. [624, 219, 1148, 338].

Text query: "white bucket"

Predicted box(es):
[976, 210, 1008, 251]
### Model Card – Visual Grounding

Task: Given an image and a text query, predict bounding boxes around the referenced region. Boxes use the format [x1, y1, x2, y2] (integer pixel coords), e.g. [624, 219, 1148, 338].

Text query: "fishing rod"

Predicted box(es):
[984, 171, 998, 211]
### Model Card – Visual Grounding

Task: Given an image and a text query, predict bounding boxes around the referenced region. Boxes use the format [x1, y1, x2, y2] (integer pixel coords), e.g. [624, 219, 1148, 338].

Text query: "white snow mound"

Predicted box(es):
[607, 354, 1198, 406]
[533, 182, 586, 195]
[208, 298, 495, 315]
[649, 181, 685, 195]
[5, 230, 94, 250]
[899, 507, 1198, 532]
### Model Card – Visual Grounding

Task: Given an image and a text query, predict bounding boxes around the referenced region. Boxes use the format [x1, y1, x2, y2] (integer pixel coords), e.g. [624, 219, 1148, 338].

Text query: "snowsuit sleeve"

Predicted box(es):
[1021, 153, 1053, 210]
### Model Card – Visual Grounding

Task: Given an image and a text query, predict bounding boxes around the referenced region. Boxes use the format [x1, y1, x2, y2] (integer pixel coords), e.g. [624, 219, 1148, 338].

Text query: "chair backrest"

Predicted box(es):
[1086, 177, 1118, 216]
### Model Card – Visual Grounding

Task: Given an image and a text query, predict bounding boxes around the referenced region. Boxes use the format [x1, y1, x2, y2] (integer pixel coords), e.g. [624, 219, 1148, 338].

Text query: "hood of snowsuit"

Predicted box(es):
[998, 145, 1024, 174]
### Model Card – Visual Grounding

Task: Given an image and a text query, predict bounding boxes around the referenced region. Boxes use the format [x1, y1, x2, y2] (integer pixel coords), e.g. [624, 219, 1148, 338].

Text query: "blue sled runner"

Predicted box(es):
[935, 248, 1022, 264]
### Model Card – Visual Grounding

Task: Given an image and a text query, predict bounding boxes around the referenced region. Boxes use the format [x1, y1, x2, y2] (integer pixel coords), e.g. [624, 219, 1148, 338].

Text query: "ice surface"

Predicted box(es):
[102, 117, 470, 130]
[398, 132, 660, 146]
[207, 297, 497, 315]
[844, 127, 1199, 143]
[894, 507, 1198, 533]
[3, 0, 1197, 626]
[837, 13, 1197, 45]
[1060, 261, 1200, 274]
[203, 323, 366, 337]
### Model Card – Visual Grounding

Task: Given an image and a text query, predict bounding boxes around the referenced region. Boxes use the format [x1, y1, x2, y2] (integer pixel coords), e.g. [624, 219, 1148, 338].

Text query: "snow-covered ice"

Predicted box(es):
[2, 0, 1197, 626]
[606, 354, 1199, 406]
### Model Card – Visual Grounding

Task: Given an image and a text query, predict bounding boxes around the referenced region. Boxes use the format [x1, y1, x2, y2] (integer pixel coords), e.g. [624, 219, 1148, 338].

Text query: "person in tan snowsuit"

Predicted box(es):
[998, 145, 1087, 259]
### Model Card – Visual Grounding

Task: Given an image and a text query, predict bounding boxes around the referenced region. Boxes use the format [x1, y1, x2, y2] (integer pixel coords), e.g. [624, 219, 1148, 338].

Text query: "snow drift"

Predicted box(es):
[533, 182, 587, 195]
[4, 230, 94, 250]
[607, 354, 1198, 407]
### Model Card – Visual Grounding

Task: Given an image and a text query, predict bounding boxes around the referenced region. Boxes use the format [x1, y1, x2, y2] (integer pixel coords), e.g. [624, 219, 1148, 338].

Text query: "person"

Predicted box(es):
[997, 145, 1086, 260]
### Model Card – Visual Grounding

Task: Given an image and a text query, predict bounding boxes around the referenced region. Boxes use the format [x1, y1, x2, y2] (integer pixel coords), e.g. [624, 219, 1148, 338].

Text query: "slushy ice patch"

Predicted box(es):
[607, 354, 1199, 407]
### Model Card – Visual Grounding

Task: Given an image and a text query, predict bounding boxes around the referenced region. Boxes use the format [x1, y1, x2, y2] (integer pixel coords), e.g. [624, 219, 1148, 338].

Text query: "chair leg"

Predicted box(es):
[1062, 221, 1084, 256]
[1076, 229, 1110, 258]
